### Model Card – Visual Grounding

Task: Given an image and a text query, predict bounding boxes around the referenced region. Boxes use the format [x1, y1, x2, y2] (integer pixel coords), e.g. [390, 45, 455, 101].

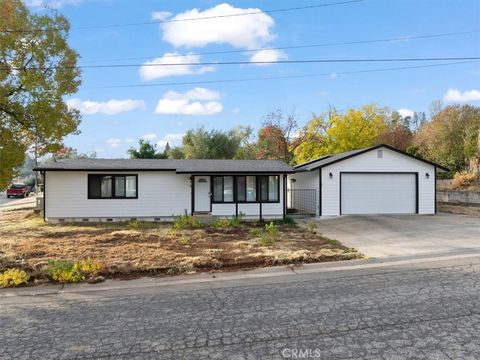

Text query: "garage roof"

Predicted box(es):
[34, 159, 294, 174]
[294, 144, 449, 172]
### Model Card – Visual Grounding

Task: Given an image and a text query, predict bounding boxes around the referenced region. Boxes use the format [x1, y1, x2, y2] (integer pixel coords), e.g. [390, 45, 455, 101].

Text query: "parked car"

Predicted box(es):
[6, 184, 30, 198]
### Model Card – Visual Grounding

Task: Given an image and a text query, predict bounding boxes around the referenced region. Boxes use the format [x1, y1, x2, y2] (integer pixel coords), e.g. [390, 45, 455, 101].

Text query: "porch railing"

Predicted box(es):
[287, 189, 317, 216]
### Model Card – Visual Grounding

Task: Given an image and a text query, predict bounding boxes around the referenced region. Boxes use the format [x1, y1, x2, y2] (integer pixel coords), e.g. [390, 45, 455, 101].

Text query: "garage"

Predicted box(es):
[340, 172, 417, 215]
[288, 144, 449, 216]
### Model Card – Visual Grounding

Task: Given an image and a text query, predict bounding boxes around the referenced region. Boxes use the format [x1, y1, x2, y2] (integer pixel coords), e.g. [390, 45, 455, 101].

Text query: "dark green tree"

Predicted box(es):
[0, 0, 81, 189]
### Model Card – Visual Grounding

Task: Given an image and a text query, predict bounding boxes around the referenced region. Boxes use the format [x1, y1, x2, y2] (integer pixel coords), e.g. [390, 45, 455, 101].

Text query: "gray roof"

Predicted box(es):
[34, 159, 294, 173]
[293, 144, 449, 172]
[294, 147, 375, 171]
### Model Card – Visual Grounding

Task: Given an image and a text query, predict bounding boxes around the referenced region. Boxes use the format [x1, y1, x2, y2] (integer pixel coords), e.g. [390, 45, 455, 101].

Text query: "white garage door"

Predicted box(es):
[341, 173, 416, 215]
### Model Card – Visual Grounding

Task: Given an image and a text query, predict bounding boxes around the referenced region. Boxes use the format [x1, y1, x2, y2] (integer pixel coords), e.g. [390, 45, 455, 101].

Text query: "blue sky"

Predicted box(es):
[30, 0, 480, 158]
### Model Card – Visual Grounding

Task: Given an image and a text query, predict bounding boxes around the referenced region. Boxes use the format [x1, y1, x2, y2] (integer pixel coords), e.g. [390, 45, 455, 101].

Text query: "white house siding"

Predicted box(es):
[287, 171, 320, 216]
[45, 171, 191, 221]
[321, 148, 435, 215]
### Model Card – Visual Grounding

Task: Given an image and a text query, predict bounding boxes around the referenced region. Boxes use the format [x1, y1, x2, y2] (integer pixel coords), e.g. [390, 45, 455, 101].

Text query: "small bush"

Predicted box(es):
[280, 216, 296, 226]
[127, 220, 141, 229]
[452, 171, 476, 189]
[77, 259, 105, 276]
[179, 234, 190, 246]
[46, 259, 105, 283]
[229, 212, 245, 228]
[253, 222, 278, 246]
[265, 222, 277, 239]
[173, 215, 202, 230]
[0, 268, 30, 288]
[306, 220, 317, 234]
[211, 218, 231, 228]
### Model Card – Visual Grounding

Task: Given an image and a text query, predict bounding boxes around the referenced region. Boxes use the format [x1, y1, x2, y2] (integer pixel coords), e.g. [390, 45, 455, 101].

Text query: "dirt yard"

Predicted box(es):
[0, 210, 362, 282]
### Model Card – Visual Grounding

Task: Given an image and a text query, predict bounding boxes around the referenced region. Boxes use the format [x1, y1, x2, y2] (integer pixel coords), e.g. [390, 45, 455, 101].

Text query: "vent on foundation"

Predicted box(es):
[106, 218, 113, 222]
[58, 218, 65, 222]
[82, 218, 89, 222]
[154, 217, 161, 221]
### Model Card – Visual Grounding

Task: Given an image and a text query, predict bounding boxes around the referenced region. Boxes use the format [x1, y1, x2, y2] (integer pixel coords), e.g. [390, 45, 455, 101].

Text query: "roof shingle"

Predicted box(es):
[34, 159, 294, 173]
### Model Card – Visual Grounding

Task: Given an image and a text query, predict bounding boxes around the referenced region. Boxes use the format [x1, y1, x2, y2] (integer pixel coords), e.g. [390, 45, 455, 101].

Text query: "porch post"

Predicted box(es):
[191, 175, 195, 215]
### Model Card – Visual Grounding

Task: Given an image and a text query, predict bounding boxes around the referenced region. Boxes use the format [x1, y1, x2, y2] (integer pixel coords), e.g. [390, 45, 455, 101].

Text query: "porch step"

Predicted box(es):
[193, 213, 213, 223]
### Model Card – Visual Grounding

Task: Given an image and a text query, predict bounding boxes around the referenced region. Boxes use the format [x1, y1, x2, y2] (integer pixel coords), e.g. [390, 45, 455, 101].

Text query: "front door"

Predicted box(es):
[194, 176, 211, 212]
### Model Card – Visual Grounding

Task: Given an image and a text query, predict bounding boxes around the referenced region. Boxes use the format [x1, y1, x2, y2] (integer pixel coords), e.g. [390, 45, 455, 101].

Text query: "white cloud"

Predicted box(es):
[106, 139, 122, 148]
[157, 133, 185, 148]
[154, 87, 223, 115]
[125, 139, 134, 143]
[232, 107, 241, 114]
[67, 98, 145, 115]
[443, 88, 480, 102]
[152, 11, 172, 21]
[397, 108, 414, 118]
[160, 3, 276, 49]
[142, 133, 157, 140]
[249, 49, 287, 65]
[139, 52, 214, 81]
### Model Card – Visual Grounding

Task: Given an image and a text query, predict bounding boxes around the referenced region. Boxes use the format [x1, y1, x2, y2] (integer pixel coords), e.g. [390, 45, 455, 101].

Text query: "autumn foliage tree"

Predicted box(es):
[294, 105, 388, 163]
[413, 104, 480, 176]
[256, 110, 304, 164]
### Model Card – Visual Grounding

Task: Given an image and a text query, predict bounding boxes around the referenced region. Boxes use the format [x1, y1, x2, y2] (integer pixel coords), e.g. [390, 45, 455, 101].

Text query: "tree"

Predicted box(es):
[294, 105, 388, 163]
[0, 0, 81, 188]
[378, 111, 413, 151]
[413, 104, 480, 176]
[128, 140, 168, 159]
[182, 126, 253, 159]
[256, 109, 305, 164]
[51, 145, 95, 160]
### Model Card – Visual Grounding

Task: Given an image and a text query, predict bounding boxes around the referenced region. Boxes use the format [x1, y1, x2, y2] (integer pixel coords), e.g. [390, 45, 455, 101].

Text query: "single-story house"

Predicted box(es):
[34, 144, 448, 222]
[287, 144, 448, 216]
[34, 159, 294, 222]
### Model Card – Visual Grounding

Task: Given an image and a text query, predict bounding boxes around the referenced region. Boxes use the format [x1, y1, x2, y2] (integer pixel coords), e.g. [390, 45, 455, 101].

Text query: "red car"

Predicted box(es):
[6, 184, 30, 198]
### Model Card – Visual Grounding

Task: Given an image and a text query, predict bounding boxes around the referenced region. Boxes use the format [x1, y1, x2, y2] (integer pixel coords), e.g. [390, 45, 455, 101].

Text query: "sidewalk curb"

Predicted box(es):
[3, 250, 480, 298]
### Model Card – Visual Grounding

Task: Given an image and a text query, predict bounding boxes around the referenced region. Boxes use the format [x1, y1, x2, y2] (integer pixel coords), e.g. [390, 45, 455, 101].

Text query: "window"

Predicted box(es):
[212, 176, 234, 203]
[211, 175, 280, 203]
[236, 176, 257, 202]
[260, 176, 279, 202]
[88, 175, 137, 199]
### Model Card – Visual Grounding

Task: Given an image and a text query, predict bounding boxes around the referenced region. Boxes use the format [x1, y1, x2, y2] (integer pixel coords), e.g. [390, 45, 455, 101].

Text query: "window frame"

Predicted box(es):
[259, 175, 280, 203]
[211, 176, 235, 204]
[211, 175, 280, 204]
[88, 174, 138, 199]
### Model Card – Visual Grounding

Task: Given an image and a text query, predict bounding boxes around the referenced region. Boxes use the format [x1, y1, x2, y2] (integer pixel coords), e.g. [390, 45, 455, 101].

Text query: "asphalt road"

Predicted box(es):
[1, 255, 480, 359]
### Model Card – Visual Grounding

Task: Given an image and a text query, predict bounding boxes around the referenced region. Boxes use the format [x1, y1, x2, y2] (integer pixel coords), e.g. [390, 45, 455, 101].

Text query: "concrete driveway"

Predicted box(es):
[314, 213, 480, 258]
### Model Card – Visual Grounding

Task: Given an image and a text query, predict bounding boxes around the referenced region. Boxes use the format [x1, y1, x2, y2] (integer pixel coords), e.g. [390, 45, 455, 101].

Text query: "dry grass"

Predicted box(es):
[0, 210, 362, 281]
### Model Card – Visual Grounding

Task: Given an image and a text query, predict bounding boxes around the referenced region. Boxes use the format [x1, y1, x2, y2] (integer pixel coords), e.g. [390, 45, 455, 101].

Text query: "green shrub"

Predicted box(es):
[265, 222, 277, 239]
[127, 219, 140, 229]
[306, 219, 317, 234]
[229, 212, 245, 227]
[173, 215, 202, 230]
[0, 268, 30, 288]
[252, 222, 278, 246]
[46, 259, 105, 283]
[280, 216, 296, 226]
[211, 218, 231, 228]
[179, 234, 190, 245]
